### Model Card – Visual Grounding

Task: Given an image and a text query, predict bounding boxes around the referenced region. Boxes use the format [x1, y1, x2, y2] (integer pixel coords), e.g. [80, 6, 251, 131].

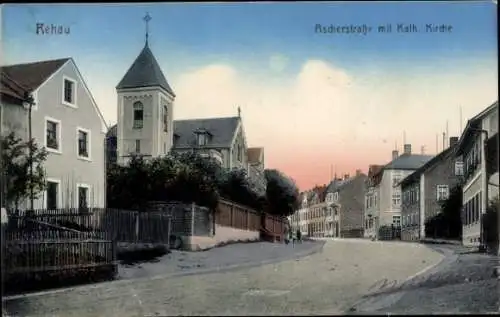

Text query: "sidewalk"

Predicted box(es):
[118, 240, 324, 280]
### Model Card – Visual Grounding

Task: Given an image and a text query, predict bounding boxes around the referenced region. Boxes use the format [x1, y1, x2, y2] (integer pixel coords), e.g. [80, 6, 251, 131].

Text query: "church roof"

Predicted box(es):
[116, 44, 175, 97]
[172, 117, 240, 149]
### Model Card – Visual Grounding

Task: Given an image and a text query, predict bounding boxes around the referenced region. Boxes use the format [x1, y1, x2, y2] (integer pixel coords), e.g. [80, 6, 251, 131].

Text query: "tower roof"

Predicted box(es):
[116, 44, 175, 97]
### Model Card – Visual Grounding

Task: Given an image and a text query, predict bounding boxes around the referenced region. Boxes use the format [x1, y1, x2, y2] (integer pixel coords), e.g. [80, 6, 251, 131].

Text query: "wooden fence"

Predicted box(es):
[216, 199, 261, 231]
[4, 208, 173, 279]
[215, 199, 286, 242]
[98, 208, 172, 244]
[4, 210, 115, 278]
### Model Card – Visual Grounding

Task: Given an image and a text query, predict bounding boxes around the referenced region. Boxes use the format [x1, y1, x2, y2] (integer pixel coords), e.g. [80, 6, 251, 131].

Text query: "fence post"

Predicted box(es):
[230, 204, 234, 227]
[167, 217, 171, 247]
[191, 203, 195, 236]
[135, 212, 139, 243]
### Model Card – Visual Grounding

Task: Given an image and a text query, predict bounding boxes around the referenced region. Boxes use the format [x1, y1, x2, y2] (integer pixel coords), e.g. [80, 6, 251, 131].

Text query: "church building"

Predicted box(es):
[106, 14, 266, 194]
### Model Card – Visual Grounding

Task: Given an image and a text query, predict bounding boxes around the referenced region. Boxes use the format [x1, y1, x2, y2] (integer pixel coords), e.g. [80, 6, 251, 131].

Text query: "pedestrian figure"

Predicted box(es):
[296, 229, 302, 243]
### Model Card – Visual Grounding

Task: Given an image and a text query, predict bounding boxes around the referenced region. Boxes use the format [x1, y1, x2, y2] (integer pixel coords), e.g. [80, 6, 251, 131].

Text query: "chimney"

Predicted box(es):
[356, 169, 362, 176]
[403, 144, 412, 155]
[449, 137, 459, 148]
[392, 150, 399, 160]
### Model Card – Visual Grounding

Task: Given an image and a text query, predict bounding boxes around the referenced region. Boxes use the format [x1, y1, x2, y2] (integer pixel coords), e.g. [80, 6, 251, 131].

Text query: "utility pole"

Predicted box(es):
[24, 92, 35, 211]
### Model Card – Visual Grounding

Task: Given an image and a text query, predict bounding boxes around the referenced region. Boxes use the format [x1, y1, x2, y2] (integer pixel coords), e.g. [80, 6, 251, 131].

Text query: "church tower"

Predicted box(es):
[116, 13, 176, 165]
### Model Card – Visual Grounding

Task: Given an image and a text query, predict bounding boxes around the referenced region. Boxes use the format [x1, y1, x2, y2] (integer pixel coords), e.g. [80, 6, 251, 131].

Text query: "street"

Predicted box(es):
[349, 244, 500, 314]
[4, 239, 444, 316]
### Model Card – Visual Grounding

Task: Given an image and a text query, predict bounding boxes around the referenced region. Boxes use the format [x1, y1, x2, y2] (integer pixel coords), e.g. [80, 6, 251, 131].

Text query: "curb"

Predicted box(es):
[3, 241, 325, 301]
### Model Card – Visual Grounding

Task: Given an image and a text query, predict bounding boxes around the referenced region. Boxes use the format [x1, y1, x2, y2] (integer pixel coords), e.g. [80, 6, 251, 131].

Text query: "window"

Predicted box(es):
[475, 193, 480, 223]
[133, 102, 144, 129]
[454, 160, 464, 176]
[197, 133, 207, 146]
[327, 193, 333, 202]
[135, 139, 141, 153]
[46, 181, 59, 210]
[436, 185, 449, 201]
[45, 118, 61, 152]
[392, 192, 401, 206]
[392, 215, 401, 227]
[77, 128, 90, 159]
[77, 185, 89, 210]
[237, 145, 242, 161]
[163, 105, 168, 132]
[333, 192, 339, 202]
[63, 77, 76, 106]
[392, 172, 403, 187]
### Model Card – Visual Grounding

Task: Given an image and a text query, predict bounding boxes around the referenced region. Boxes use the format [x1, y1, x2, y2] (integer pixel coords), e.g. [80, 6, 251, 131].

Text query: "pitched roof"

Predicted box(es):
[1, 58, 69, 91]
[247, 147, 264, 164]
[116, 44, 175, 96]
[312, 185, 328, 201]
[0, 72, 29, 103]
[384, 153, 434, 170]
[456, 101, 498, 154]
[107, 124, 117, 138]
[325, 179, 346, 193]
[371, 154, 434, 187]
[368, 165, 384, 179]
[400, 147, 453, 187]
[172, 117, 240, 149]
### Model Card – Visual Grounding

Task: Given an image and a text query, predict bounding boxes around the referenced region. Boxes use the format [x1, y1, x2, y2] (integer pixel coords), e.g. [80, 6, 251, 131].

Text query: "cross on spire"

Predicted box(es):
[143, 12, 152, 45]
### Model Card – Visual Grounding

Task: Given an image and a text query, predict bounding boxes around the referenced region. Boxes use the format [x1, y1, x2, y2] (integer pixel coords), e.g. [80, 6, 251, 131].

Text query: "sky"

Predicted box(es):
[2, 2, 498, 191]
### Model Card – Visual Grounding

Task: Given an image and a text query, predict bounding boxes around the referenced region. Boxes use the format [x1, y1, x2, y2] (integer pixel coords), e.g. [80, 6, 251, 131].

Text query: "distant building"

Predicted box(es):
[364, 165, 383, 239]
[455, 101, 498, 247]
[325, 170, 367, 238]
[400, 137, 461, 241]
[370, 145, 434, 238]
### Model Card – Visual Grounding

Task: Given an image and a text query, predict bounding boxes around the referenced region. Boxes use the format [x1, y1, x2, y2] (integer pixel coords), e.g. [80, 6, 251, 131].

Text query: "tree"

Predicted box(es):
[1, 132, 47, 210]
[483, 195, 499, 253]
[218, 168, 262, 210]
[264, 169, 300, 217]
[437, 185, 463, 239]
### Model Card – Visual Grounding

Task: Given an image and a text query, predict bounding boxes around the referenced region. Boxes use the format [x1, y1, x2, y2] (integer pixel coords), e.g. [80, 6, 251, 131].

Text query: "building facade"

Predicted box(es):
[1, 58, 108, 210]
[326, 171, 367, 238]
[372, 145, 434, 239]
[364, 165, 383, 239]
[455, 101, 498, 247]
[400, 137, 461, 241]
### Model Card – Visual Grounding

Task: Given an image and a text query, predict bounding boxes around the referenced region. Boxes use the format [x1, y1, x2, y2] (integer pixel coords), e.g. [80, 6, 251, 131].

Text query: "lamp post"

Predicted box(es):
[470, 128, 489, 252]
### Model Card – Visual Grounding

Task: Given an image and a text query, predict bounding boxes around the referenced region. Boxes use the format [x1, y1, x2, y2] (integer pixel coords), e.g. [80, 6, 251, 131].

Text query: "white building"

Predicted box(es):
[1, 58, 107, 210]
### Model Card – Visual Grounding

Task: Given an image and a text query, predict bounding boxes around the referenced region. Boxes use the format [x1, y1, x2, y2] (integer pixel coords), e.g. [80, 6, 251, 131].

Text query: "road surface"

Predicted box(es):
[4, 239, 444, 316]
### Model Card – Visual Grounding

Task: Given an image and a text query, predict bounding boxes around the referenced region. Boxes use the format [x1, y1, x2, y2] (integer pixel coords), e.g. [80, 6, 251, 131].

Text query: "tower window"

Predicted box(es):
[163, 105, 168, 132]
[133, 101, 144, 129]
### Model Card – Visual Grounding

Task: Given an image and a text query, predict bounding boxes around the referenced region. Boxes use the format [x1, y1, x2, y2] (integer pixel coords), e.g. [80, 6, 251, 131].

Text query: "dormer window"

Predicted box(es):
[198, 133, 207, 146]
[133, 101, 144, 129]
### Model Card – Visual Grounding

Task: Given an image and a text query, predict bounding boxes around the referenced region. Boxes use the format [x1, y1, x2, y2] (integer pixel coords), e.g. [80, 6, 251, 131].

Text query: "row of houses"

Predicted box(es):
[0, 24, 267, 211]
[289, 170, 368, 238]
[289, 101, 498, 247]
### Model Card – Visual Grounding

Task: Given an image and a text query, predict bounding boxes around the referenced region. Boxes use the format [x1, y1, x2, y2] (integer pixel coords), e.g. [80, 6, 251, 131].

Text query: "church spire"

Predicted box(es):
[143, 12, 152, 46]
